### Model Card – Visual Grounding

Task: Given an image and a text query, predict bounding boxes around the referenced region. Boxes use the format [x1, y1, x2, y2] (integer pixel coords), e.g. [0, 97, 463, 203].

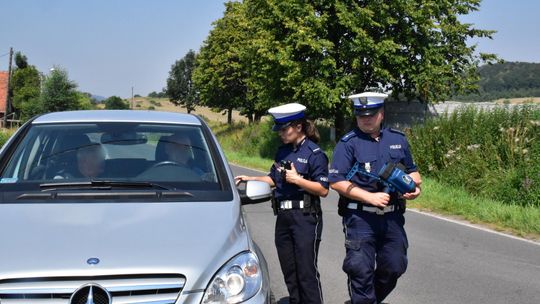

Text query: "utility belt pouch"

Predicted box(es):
[338, 195, 347, 217]
[397, 198, 406, 213]
[302, 193, 312, 214]
[303, 193, 321, 214]
[271, 191, 278, 216]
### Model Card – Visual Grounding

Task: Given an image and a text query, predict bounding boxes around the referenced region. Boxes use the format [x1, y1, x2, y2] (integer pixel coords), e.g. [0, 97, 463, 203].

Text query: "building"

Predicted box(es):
[0, 71, 8, 117]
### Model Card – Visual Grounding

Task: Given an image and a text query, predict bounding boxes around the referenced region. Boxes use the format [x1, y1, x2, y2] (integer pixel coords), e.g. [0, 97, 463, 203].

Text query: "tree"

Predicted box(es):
[10, 52, 41, 121]
[241, 0, 496, 135]
[14, 52, 28, 69]
[148, 90, 167, 98]
[41, 67, 81, 113]
[167, 50, 198, 114]
[104, 96, 129, 109]
[193, 2, 268, 124]
[76, 92, 95, 110]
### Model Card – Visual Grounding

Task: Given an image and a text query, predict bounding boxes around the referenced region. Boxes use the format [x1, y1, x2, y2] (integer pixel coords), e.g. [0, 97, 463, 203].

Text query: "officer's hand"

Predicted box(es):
[368, 192, 390, 207]
[234, 175, 250, 185]
[402, 186, 421, 200]
[285, 163, 302, 184]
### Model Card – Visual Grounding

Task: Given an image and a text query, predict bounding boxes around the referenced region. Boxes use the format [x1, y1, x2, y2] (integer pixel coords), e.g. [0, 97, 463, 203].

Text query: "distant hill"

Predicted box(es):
[91, 94, 106, 102]
[453, 62, 540, 102]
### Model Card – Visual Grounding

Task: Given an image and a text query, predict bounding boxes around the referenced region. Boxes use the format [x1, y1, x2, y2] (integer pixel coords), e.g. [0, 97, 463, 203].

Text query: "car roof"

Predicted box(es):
[32, 110, 202, 125]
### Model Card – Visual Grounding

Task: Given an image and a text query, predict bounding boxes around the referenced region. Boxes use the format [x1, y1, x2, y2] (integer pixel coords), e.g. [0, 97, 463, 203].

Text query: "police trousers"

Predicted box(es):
[275, 209, 324, 304]
[342, 210, 408, 304]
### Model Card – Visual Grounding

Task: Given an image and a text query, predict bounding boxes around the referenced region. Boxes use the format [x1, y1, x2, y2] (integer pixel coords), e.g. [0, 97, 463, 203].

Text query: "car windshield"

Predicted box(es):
[0, 122, 231, 201]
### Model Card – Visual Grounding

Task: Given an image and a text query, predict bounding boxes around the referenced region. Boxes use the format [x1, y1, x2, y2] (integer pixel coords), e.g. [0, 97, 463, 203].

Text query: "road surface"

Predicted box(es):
[232, 165, 540, 304]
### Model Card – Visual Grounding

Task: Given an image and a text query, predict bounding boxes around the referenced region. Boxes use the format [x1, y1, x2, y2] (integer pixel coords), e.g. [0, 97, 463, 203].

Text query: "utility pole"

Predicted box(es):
[3, 47, 13, 128]
[131, 86, 134, 109]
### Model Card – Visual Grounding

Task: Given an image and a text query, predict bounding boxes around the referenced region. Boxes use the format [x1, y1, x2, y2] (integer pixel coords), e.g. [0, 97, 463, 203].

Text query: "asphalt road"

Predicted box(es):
[232, 165, 540, 304]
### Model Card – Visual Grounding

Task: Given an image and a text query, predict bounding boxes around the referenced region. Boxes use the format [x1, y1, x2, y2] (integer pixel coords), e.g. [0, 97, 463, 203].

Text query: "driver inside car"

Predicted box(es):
[164, 134, 214, 181]
[55, 143, 105, 179]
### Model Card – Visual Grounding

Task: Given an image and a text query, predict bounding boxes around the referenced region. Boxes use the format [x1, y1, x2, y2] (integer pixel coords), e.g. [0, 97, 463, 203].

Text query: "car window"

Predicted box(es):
[0, 122, 224, 195]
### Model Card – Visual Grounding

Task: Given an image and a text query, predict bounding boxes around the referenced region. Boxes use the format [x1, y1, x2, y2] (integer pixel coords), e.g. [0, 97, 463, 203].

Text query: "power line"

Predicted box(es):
[0, 52, 10, 58]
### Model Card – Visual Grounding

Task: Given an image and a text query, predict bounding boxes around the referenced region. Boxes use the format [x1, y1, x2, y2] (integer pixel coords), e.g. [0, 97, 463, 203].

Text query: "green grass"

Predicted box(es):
[409, 178, 540, 238]
[408, 105, 540, 207]
[224, 150, 273, 172]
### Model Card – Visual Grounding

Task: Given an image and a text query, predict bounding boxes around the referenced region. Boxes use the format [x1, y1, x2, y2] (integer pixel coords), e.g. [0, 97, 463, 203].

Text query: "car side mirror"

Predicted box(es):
[237, 180, 272, 205]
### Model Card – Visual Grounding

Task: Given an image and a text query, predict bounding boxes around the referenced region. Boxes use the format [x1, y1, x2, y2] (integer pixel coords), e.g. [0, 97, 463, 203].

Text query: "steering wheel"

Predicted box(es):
[150, 161, 182, 169]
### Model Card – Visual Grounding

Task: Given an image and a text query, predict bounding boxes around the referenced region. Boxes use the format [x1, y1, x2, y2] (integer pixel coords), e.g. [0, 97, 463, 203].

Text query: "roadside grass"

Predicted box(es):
[409, 178, 540, 239]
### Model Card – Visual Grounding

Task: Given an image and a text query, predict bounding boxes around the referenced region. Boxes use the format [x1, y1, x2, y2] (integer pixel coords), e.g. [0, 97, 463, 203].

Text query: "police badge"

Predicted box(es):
[364, 162, 371, 173]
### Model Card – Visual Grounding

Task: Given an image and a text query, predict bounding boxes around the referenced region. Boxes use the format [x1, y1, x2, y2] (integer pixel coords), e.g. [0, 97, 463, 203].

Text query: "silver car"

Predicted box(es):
[0, 110, 274, 304]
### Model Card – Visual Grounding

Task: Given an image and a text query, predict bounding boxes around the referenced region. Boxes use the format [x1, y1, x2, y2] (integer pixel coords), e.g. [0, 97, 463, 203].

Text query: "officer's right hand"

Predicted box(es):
[368, 192, 390, 207]
[234, 175, 250, 185]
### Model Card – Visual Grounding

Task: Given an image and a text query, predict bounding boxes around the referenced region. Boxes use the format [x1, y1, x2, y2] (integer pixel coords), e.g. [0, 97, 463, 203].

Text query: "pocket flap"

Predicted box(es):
[389, 150, 404, 160]
[356, 153, 377, 164]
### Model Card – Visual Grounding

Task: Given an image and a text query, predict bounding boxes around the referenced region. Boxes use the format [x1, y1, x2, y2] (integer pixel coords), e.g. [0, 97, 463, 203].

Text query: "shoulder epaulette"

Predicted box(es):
[341, 130, 357, 142]
[306, 141, 322, 154]
[389, 128, 405, 136]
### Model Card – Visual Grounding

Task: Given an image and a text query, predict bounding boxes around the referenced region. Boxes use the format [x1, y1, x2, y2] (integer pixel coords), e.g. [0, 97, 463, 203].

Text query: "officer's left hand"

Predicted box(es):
[402, 186, 421, 200]
[285, 163, 303, 184]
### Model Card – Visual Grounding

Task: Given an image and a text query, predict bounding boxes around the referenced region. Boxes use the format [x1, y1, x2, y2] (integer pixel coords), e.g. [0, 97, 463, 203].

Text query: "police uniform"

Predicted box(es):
[268, 103, 328, 304]
[329, 93, 418, 304]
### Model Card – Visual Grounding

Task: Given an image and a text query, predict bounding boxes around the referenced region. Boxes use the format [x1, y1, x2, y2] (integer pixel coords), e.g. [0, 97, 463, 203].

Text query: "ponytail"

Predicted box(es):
[302, 119, 320, 143]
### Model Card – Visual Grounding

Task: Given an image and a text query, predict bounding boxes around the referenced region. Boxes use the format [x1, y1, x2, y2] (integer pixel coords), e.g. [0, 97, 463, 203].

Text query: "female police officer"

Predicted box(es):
[235, 103, 329, 304]
[329, 92, 422, 304]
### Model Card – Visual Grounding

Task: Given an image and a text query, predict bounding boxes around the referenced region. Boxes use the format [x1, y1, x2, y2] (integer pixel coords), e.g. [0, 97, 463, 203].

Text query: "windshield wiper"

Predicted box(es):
[39, 180, 173, 191]
[16, 190, 194, 200]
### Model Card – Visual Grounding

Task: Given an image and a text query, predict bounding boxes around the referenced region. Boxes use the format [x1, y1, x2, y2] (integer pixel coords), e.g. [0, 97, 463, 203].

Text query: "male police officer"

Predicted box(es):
[329, 92, 422, 304]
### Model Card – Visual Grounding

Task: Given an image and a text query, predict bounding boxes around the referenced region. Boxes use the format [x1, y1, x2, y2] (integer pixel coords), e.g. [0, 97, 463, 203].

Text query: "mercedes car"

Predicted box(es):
[0, 110, 274, 304]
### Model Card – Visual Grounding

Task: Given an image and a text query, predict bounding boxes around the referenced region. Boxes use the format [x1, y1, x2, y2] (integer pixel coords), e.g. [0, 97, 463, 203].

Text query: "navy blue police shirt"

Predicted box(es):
[329, 127, 417, 198]
[269, 138, 329, 201]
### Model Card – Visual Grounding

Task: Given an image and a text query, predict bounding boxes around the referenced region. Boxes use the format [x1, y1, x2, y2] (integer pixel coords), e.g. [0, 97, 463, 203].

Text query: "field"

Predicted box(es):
[126, 97, 250, 123]
[494, 97, 540, 104]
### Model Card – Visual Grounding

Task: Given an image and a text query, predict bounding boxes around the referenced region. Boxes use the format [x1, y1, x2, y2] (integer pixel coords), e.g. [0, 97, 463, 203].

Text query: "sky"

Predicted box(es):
[1, 0, 539, 98]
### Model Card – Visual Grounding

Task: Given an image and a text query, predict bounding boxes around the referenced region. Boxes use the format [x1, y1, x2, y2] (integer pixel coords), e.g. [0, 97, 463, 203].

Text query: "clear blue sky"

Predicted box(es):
[1, 0, 539, 98]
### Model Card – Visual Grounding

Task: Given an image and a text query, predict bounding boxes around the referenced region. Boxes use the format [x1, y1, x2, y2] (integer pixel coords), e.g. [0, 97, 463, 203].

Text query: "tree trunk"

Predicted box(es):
[227, 107, 233, 125]
[334, 111, 345, 140]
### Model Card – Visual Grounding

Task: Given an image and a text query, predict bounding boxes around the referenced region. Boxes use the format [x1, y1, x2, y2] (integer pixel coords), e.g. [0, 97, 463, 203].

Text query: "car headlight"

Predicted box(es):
[202, 251, 262, 304]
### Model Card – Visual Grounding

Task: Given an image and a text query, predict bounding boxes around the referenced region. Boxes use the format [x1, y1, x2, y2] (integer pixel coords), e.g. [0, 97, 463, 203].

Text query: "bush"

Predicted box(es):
[149, 100, 162, 106]
[104, 96, 129, 110]
[408, 105, 540, 206]
[0, 129, 17, 147]
[210, 120, 335, 165]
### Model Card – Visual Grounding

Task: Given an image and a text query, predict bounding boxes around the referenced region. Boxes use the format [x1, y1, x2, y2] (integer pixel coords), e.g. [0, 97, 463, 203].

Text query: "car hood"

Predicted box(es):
[0, 200, 249, 291]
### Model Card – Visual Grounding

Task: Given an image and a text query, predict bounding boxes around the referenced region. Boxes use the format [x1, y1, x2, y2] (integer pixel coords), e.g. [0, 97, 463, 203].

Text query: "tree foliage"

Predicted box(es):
[166, 50, 198, 113]
[41, 67, 81, 113]
[14, 52, 28, 69]
[453, 62, 540, 101]
[193, 2, 268, 124]
[104, 96, 129, 110]
[10, 53, 41, 120]
[189, 0, 496, 133]
[148, 90, 167, 98]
